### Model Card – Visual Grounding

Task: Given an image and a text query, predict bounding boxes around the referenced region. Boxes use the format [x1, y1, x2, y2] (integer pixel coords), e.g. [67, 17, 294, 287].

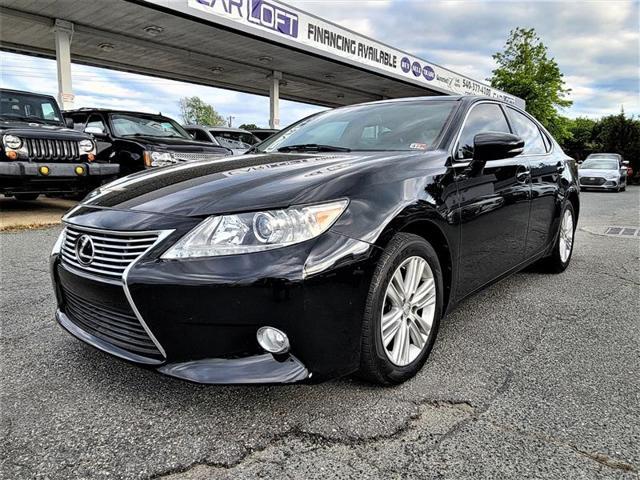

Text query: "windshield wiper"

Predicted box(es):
[278, 144, 351, 153]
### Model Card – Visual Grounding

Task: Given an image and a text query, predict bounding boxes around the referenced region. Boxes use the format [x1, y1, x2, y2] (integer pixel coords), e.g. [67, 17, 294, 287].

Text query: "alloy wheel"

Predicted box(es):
[380, 256, 436, 366]
[559, 209, 574, 263]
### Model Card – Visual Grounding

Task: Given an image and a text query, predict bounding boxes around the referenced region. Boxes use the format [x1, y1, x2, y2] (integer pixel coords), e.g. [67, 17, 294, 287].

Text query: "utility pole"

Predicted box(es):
[227, 116, 235, 128]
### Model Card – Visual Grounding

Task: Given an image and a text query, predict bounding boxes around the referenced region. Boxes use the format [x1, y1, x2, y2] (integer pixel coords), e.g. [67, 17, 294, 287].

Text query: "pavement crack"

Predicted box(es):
[483, 419, 637, 473]
[151, 399, 476, 479]
[591, 270, 640, 287]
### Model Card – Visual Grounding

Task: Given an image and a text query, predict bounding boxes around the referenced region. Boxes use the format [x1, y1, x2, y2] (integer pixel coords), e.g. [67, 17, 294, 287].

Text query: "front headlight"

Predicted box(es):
[3, 134, 22, 149]
[144, 151, 176, 167]
[162, 199, 349, 258]
[606, 171, 619, 179]
[78, 139, 94, 153]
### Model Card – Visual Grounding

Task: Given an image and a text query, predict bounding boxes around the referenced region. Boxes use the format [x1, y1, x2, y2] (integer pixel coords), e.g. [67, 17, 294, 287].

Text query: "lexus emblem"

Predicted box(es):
[75, 234, 95, 265]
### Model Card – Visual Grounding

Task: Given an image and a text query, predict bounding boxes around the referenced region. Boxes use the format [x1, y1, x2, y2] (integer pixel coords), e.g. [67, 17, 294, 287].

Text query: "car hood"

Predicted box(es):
[0, 121, 89, 139]
[126, 135, 227, 152]
[578, 168, 618, 176]
[80, 151, 436, 217]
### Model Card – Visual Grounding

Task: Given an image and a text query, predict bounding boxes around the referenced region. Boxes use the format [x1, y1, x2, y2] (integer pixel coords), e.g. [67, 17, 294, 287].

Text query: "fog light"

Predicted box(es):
[256, 326, 290, 354]
[39, 166, 50, 175]
[75, 166, 86, 175]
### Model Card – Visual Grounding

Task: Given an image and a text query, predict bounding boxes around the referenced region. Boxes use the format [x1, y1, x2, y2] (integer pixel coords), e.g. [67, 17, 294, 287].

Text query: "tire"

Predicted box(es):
[13, 193, 39, 201]
[541, 202, 576, 273]
[358, 233, 443, 385]
[621, 185, 626, 192]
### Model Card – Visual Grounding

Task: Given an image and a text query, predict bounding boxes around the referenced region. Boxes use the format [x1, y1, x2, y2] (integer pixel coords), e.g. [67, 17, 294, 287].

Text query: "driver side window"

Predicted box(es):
[457, 103, 511, 159]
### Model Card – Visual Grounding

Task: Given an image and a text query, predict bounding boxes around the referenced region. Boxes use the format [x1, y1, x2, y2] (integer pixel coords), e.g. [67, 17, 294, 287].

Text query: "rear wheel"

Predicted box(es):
[541, 203, 576, 273]
[13, 193, 39, 201]
[358, 233, 442, 385]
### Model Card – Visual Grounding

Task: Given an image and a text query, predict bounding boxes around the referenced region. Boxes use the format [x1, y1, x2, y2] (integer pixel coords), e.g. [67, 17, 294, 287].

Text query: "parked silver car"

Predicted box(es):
[579, 154, 627, 192]
[183, 125, 260, 155]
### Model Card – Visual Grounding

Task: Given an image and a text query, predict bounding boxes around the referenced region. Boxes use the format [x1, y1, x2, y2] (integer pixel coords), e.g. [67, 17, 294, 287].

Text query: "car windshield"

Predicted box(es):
[0, 91, 63, 125]
[257, 101, 456, 153]
[111, 114, 191, 139]
[210, 131, 258, 149]
[581, 159, 619, 170]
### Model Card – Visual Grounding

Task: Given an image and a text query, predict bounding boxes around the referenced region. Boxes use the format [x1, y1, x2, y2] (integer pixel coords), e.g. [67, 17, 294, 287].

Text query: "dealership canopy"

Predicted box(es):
[0, 0, 524, 128]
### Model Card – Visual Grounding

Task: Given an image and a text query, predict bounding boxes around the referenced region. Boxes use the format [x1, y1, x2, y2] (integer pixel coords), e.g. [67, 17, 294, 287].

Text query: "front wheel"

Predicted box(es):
[358, 233, 443, 385]
[541, 203, 576, 273]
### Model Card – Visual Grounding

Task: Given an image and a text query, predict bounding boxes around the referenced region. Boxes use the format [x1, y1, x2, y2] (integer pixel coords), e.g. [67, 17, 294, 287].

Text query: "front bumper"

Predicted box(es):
[1, 161, 120, 194]
[51, 209, 380, 384]
[56, 309, 309, 383]
[0, 160, 119, 177]
[579, 177, 622, 189]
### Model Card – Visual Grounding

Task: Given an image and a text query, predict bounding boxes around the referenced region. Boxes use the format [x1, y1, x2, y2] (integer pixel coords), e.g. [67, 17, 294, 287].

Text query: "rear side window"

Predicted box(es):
[187, 128, 212, 142]
[506, 108, 546, 154]
[457, 103, 511, 159]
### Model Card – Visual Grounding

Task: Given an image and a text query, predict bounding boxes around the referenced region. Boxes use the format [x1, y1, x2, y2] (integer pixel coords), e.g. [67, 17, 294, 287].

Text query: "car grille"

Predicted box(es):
[172, 152, 229, 162]
[25, 138, 80, 161]
[61, 226, 159, 279]
[62, 287, 164, 360]
[580, 177, 606, 186]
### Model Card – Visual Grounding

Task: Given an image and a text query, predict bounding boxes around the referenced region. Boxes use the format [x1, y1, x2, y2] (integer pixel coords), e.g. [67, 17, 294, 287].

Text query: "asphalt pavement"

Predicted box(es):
[1, 188, 639, 479]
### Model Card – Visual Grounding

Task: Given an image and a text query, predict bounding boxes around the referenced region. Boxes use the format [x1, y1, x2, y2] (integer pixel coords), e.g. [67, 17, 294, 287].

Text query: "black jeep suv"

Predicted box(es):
[64, 109, 232, 176]
[0, 89, 119, 200]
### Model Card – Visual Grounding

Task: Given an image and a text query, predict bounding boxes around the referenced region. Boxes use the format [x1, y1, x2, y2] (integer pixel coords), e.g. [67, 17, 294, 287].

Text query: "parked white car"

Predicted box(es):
[579, 154, 627, 192]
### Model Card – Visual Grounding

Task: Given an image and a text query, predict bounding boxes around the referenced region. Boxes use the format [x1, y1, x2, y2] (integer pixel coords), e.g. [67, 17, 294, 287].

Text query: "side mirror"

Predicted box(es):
[85, 126, 105, 136]
[622, 160, 629, 166]
[463, 132, 524, 177]
[474, 132, 524, 162]
[65, 118, 74, 129]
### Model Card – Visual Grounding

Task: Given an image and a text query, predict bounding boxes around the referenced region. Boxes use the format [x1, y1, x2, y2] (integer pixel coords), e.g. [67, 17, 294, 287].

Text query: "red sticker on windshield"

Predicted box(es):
[409, 143, 428, 150]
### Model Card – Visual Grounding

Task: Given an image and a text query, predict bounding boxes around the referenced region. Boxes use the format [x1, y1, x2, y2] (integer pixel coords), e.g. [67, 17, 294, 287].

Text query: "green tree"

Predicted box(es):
[179, 96, 226, 126]
[239, 123, 259, 130]
[592, 109, 640, 171]
[490, 27, 572, 142]
[562, 117, 598, 161]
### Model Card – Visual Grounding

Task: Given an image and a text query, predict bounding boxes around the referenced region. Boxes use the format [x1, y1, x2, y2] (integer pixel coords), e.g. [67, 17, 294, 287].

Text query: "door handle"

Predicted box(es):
[516, 170, 531, 182]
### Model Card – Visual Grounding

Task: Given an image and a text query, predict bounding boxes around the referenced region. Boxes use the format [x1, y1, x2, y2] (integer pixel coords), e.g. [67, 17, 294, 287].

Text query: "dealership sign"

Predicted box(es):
[145, 0, 524, 107]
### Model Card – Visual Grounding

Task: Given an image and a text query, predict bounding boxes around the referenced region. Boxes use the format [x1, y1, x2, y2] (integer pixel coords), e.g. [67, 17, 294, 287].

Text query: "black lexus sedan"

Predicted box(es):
[51, 96, 579, 385]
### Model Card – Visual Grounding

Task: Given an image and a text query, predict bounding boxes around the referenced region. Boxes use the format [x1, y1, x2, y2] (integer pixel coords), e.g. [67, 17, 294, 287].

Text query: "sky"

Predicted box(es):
[1, 0, 638, 128]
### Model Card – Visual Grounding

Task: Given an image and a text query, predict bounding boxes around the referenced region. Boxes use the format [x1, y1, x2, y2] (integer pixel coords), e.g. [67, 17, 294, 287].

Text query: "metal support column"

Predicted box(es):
[54, 19, 74, 110]
[268, 71, 282, 129]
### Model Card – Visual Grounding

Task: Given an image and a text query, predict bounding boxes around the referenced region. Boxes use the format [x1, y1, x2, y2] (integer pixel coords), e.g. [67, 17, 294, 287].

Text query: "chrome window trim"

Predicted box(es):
[62, 222, 174, 360]
[450, 100, 554, 162]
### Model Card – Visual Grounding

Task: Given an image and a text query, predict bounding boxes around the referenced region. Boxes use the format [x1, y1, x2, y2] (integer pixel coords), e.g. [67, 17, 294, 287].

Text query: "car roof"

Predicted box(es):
[320, 95, 523, 112]
[63, 108, 170, 117]
[0, 88, 57, 100]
